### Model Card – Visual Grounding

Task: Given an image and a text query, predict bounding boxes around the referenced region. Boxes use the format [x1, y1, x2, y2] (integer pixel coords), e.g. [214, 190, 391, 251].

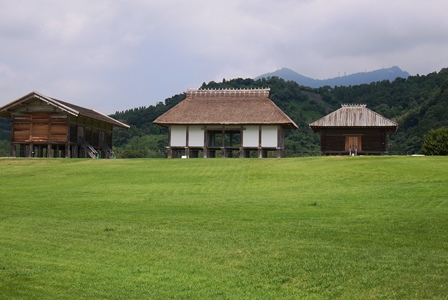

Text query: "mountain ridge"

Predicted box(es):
[255, 66, 410, 88]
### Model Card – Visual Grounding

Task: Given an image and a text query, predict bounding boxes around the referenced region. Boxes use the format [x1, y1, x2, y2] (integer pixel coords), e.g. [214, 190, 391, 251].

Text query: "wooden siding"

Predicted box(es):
[9, 114, 116, 158]
[13, 122, 30, 142]
[319, 128, 388, 154]
[12, 113, 68, 143]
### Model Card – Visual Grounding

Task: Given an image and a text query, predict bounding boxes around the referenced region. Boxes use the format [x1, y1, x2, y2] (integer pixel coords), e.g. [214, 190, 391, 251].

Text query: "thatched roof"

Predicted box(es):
[154, 88, 298, 128]
[0, 91, 129, 128]
[309, 104, 398, 132]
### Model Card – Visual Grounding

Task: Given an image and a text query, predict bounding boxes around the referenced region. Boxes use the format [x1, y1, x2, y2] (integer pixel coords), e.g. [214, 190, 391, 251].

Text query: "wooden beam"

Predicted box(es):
[10, 144, 15, 157]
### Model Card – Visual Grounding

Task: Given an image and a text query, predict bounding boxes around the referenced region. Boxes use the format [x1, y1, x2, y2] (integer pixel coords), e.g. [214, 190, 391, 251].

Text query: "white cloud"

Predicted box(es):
[1, 0, 448, 113]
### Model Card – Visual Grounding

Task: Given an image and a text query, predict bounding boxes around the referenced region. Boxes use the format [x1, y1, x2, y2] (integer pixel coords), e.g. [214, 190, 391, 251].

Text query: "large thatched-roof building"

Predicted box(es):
[154, 88, 298, 158]
[309, 104, 398, 155]
[0, 91, 129, 158]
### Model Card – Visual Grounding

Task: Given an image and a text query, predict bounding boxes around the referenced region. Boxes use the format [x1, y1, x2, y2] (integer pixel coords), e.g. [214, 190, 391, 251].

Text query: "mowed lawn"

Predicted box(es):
[0, 157, 447, 299]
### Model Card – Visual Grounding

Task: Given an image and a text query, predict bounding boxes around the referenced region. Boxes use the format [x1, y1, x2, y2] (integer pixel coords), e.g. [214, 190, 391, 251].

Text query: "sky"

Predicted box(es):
[1, 0, 448, 114]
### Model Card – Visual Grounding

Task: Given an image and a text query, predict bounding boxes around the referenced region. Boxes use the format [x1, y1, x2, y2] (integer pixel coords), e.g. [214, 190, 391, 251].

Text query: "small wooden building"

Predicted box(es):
[309, 104, 398, 155]
[153, 88, 298, 158]
[0, 91, 129, 158]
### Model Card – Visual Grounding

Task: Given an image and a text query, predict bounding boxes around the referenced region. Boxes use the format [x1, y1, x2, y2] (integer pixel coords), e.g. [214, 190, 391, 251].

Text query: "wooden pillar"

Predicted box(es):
[19, 144, 25, 157]
[381, 129, 386, 153]
[221, 147, 226, 158]
[28, 143, 33, 158]
[277, 126, 283, 148]
[47, 144, 52, 158]
[167, 126, 171, 147]
[278, 126, 285, 158]
[203, 126, 207, 158]
[276, 148, 284, 158]
[221, 126, 225, 158]
[10, 144, 16, 157]
[262, 150, 268, 158]
[66, 122, 71, 158]
[239, 147, 245, 158]
[320, 129, 325, 154]
[166, 126, 172, 159]
[221, 126, 225, 146]
[65, 143, 71, 158]
[72, 145, 77, 158]
[240, 126, 244, 158]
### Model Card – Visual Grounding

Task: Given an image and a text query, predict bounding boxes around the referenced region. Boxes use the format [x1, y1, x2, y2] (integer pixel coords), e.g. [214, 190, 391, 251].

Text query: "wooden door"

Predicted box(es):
[345, 136, 362, 152]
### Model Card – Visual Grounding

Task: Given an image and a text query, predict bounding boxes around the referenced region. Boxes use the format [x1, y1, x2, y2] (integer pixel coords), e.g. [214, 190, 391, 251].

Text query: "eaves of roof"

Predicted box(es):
[154, 89, 298, 129]
[0, 91, 129, 129]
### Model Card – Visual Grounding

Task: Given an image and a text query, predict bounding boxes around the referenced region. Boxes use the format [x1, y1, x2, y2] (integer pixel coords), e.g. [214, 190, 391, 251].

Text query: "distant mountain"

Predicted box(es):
[255, 66, 410, 88]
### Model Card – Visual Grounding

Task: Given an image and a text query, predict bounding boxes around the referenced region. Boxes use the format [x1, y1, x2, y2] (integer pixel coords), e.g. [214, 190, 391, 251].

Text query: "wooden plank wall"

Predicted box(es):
[321, 128, 386, 153]
[12, 113, 68, 143]
[10, 111, 115, 158]
[13, 121, 30, 142]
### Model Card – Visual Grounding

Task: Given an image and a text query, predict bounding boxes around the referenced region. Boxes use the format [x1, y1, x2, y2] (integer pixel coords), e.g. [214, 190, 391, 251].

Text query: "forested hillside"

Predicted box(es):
[110, 68, 448, 157]
[1, 69, 447, 157]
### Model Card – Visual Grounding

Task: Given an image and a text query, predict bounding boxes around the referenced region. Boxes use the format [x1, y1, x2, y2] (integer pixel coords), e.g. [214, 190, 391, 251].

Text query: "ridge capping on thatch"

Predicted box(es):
[187, 88, 270, 98]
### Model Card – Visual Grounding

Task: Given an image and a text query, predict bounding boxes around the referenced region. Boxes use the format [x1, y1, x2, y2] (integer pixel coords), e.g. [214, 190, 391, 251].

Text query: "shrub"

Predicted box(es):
[421, 127, 448, 155]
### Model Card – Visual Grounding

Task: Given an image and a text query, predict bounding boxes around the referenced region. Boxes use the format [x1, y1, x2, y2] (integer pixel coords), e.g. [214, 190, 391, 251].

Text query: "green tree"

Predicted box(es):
[421, 127, 448, 155]
[0, 140, 10, 157]
[114, 135, 167, 158]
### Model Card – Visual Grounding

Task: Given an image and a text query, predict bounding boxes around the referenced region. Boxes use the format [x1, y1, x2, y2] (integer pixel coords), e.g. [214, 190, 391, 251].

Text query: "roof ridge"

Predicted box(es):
[194, 88, 270, 90]
[187, 88, 270, 98]
[341, 103, 366, 107]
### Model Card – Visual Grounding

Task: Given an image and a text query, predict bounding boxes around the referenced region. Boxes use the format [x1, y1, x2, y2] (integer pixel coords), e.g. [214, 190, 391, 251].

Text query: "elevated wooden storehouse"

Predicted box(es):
[0, 91, 129, 158]
[153, 88, 298, 158]
[309, 104, 398, 155]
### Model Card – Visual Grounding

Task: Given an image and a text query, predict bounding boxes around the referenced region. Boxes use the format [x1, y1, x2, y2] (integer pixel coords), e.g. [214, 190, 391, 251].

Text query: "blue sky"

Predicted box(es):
[1, 0, 447, 114]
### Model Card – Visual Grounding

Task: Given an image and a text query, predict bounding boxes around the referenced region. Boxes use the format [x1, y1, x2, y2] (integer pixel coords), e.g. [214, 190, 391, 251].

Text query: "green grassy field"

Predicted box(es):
[0, 157, 447, 299]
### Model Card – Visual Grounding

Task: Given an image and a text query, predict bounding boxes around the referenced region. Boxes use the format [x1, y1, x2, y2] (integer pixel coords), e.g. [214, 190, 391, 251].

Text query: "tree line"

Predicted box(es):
[1, 68, 447, 157]
[110, 69, 448, 157]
